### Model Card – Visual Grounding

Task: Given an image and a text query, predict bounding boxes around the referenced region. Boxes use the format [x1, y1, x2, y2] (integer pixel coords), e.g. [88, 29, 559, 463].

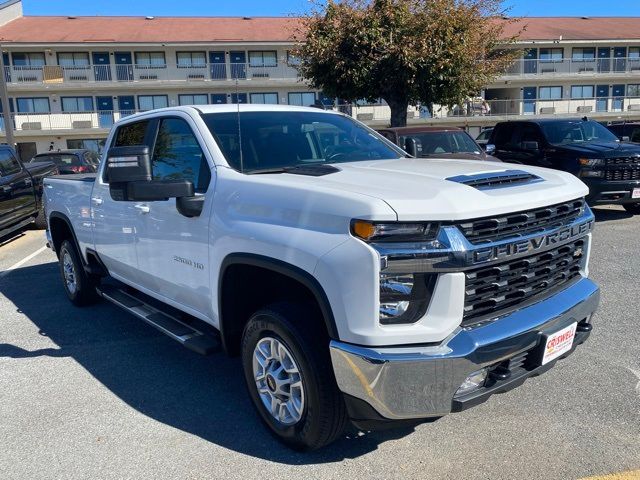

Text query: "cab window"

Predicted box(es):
[114, 120, 150, 147]
[0, 150, 22, 175]
[151, 118, 211, 193]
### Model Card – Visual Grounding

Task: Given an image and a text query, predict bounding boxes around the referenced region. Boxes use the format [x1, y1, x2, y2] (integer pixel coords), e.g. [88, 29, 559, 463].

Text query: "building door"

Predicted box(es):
[0, 148, 36, 230]
[96, 96, 114, 128]
[229, 51, 246, 79]
[230, 93, 247, 104]
[523, 87, 537, 114]
[597, 47, 611, 73]
[3, 52, 10, 83]
[210, 94, 227, 104]
[117, 95, 135, 117]
[524, 49, 537, 74]
[612, 84, 625, 111]
[92, 52, 112, 81]
[114, 52, 133, 81]
[596, 85, 609, 112]
[613, 47, 627, 72]
[209, 51, 226, 80]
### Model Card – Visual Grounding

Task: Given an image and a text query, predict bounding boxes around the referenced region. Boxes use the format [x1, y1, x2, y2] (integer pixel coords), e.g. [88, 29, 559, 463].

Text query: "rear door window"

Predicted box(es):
[492, 123, 518, 148]
[114, 120, 150, 147]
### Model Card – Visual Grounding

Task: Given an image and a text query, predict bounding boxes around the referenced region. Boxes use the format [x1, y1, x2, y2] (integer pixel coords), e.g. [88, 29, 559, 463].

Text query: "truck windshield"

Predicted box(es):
[202, 111, 404, 173]
[541, 120, 620, 145]
[400, 131, 481, 155]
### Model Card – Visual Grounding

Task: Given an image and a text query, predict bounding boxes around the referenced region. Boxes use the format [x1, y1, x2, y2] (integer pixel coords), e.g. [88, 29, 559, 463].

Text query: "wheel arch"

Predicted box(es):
[218, 253, 339, 356]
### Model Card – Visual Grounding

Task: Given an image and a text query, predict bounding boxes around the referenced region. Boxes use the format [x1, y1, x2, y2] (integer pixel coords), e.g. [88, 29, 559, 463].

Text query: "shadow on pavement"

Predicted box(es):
[592, 206, 633, 223]
[0, 261, 417, 464]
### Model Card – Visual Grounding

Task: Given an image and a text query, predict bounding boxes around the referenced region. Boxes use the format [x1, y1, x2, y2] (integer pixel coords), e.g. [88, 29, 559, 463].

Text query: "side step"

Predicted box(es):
[96, 284, 221, 355]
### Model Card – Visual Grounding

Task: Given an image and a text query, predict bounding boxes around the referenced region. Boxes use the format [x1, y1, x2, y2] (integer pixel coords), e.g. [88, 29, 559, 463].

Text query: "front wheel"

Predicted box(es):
[58, 240, 100, 306]
[241, 302, 348, 451]
[623, 203, 640, 215]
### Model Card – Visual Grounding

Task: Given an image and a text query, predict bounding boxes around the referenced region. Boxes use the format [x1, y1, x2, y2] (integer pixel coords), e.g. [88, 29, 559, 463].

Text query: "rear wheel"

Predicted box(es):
[241, 302, 348, 451]
[58, 240, 99, 306]
[623, 203, 640, 215]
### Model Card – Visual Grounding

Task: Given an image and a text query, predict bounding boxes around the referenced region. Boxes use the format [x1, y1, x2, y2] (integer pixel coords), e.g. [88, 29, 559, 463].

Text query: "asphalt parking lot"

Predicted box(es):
[0, 207, 639, 480]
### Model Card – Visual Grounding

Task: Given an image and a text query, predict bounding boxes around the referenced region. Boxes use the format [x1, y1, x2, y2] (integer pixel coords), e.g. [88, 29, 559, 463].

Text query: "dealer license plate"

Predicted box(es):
[541, 323, 577, 365]
[632, 188, 640, 199]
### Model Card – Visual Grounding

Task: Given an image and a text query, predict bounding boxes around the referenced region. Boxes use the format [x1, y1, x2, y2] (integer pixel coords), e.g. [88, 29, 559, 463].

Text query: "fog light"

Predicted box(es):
[455, 368, 488, 396]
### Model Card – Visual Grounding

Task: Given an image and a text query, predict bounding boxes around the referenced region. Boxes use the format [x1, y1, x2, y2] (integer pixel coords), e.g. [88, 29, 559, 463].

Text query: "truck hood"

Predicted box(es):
[556, 141, 640, 158]
[280, 158, 589, 221]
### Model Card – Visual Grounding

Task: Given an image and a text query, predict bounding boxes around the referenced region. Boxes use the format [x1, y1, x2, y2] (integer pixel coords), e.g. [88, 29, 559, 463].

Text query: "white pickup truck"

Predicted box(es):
[43, 105, 600, 450]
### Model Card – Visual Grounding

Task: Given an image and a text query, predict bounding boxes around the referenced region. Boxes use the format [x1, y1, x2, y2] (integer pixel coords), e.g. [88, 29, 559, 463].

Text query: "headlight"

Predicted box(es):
[351, 220, 440, 243]
[379, 273, 437, 325]
[580, 170, 604, 178]
[578, 158, 604, 167]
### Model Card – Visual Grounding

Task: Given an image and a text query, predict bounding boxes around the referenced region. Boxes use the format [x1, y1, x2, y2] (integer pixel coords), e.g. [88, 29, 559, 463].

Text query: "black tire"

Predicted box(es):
[58, 239, 100, 306]
[33, 203, 47, 229]
[241, 302, 348, 451]
[623, 203, 640, 215]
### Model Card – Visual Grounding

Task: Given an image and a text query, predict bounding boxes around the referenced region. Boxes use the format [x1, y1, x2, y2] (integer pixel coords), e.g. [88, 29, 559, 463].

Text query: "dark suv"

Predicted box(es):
[488, 119, 640, 213]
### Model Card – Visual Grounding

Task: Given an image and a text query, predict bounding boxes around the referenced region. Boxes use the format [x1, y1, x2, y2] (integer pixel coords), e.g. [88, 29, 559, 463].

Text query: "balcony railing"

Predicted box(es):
[3, 62, 302, 86]
[1, 97, 640, 134]
[502, 57, 640, 77]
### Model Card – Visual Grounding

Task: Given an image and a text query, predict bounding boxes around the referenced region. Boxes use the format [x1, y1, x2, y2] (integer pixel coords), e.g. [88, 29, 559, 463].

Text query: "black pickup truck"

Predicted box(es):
[0, 145, 58, 237]
[487, 118, 640, 213]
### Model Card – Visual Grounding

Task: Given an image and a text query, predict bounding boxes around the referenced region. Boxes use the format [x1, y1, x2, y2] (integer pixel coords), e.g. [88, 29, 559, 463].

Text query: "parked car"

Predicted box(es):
[475, 127, 494, 149]
[605, 123, 640, 143]
[377, 126, 500, 161]
[30, 149, 99, 175]
[44, 105, 598, 450]
[487, 118, 640, 213]
[0, 145, 58, 237]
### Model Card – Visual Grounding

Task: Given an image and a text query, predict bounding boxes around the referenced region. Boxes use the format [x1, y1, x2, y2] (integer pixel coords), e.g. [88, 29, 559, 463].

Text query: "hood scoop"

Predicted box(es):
[446, 170, 543, 190]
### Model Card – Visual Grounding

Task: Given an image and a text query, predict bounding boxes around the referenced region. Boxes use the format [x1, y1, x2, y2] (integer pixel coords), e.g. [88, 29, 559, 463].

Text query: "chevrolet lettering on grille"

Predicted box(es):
[471, 219, 594, 265]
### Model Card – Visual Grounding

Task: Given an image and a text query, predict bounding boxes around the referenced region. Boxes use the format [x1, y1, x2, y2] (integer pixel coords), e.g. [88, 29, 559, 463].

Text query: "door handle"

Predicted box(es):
[91, 197, 103, 205]
[134, 204, 150, 214]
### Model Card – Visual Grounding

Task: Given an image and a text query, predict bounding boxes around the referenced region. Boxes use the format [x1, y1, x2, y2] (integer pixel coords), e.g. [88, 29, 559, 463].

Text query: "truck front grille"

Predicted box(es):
[455, 198, 585, 245]
[463, 238, 585, 323]
[604, 157, 640, 181]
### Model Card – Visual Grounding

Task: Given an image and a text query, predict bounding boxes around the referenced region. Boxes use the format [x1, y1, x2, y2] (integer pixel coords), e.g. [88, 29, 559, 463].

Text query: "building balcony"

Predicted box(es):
[500, 57, 640, 79]
[3, 62, 303, 88]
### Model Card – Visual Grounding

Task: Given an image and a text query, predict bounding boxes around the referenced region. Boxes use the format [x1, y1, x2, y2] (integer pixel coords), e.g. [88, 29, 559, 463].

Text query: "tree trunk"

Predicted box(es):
[387, 98, 409, 128]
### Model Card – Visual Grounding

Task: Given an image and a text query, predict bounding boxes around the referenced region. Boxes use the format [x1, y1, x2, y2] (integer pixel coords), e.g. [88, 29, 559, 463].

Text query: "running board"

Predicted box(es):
[96, 284, 220, 355]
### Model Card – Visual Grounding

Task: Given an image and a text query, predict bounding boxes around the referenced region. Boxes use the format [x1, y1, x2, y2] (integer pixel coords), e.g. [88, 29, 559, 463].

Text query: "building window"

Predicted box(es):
[288, 92, 316, 106]
[630, 48, 640, 60]
[250, 93, 278, 104]
[11, 52, 45, 68]
[176, 51, 207, 68]
[572, 48, 596, 61]
[248, 51, 277, 67]
[137, 95, 168, 111]
[286, 51, 301, 66]
[571, 85, 595, 98]
[135, 52, 166, 68]
[538, 86, 563, 100]
[61, 96, 94, 112]
[539, 48, 563, 62]
[58, 52, 90, 68]
[628, 85, 640, 97]
[178, 94, 209, 105]
[16, 97, 50, 113]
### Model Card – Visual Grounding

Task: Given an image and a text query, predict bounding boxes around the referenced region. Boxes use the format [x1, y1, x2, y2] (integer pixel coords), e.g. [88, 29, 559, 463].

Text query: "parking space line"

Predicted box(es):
[0, 246, 48, 279]
[581, 470, 640, 480]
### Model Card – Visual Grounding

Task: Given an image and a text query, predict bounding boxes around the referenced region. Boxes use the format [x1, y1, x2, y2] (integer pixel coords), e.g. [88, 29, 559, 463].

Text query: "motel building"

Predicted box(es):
[0, 0, 639, 160]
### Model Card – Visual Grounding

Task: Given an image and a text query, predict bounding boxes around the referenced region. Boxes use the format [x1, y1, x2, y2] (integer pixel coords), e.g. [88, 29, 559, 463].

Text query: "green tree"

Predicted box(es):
[294, 0, 523, 127]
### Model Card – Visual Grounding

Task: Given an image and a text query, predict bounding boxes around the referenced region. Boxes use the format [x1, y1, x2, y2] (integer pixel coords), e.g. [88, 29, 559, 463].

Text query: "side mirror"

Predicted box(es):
[485, 144, 496, 155]
[404, 138, 418, 157]
[106, 145, 152, 184]
[622, 136, 630, 142]
[521, 141, 539, 151]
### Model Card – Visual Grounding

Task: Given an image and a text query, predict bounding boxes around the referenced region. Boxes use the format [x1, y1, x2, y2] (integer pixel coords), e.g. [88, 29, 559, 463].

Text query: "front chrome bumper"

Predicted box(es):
[330, 277, 600, 421]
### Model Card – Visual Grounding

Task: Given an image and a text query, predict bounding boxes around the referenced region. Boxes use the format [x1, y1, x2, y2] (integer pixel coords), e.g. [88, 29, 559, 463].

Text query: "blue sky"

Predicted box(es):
[19, 0, 640, 17]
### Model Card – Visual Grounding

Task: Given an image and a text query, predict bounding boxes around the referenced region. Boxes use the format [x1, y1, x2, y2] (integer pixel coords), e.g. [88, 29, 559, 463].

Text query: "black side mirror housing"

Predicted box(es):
[404, 138, 419, 157]
[521, 141, 539, 151]
[127, 179, 194, 202]
[106, 145, 151, 183]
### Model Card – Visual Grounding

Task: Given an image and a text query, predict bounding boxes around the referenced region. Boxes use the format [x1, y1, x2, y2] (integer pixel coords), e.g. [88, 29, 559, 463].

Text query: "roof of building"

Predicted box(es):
[0, 15, 639, 44]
